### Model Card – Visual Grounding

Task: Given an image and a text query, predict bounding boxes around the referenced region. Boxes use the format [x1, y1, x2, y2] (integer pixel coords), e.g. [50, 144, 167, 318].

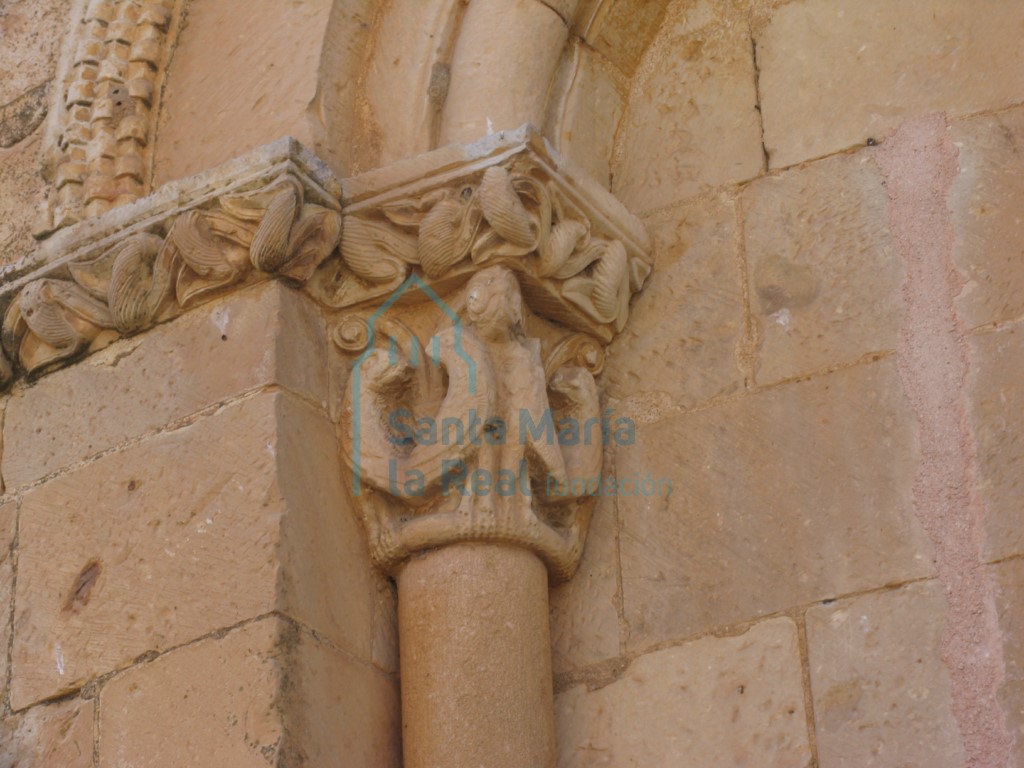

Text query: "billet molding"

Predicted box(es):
[1, 127, 650, 397]
[41, 0, 185, 231]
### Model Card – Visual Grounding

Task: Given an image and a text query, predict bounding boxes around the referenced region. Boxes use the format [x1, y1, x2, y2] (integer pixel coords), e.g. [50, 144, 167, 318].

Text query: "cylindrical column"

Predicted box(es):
[397, 542, 556, 768]
[438, 0, 568, 145]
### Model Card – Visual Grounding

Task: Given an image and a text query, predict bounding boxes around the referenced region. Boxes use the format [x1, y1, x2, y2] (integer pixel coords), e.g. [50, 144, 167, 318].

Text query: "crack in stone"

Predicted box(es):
[748, 29, 770, 173]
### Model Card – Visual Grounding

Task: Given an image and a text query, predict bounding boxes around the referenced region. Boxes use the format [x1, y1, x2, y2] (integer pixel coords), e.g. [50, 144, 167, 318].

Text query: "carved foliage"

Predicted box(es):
[318, 164, 651, 340]
[3, 177, 341, 375]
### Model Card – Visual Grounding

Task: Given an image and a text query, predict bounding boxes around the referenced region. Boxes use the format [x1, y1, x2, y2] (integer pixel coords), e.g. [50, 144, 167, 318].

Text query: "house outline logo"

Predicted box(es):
[350, 273, 478, 495]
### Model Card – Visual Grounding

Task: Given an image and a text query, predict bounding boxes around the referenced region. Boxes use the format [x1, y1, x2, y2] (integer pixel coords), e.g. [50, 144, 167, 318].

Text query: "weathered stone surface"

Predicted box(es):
[950, 107, 1024, 329]
[756, 0, 1024, 168]
[550, 490, 620, 673]
[969, 323, 1024, 562]
[0, 81, 47, 149]
[99, 618, 283, 767]
[806, 581, 967, 766]
[439, 0, 568, 144]
[612, 9, 763, 212]
[0, 128, 45, 270]
[284, 621, 401, 767]
[992, 558, 1024, 764]
[371, 573, 399, 674]
[99, 617, 400, 767]
[398, 544, 556, 768]
[152, 0, 334, 186]
[618, 359, 933, 651]
[550, 44, 625, 189]
[582, 0, 670, 77]
[604, 193, 745, 407]
[11, 392, 374, 709]
[538, 0, 579, 23]
[0, 501, 15, 706]
[3, 281, 327, 489]
[742, 150, 899, 384]
[0, 0, 65, 106]
[340, 265, 613, 583]
[273, 392, 377, 667]
[327, 0, 413, 173]
[0, 698, 93, 767]
[556, 617, 810, 767]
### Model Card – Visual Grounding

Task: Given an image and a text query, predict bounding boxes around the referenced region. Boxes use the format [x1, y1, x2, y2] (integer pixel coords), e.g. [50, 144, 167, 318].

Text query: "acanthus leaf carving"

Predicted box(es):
[3, 279, 117, 374]
[2, 129, 652, 440]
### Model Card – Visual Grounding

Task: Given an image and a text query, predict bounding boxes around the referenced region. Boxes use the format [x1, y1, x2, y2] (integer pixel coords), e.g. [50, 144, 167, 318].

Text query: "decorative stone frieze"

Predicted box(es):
[2, 126, 649, 390]
[42, 0, 184, 230]
[2, 139, 340, 383]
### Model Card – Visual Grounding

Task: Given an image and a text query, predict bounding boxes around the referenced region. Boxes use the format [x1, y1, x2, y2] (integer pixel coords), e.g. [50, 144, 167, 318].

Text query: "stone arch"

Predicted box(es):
[313, 0, 670, 182]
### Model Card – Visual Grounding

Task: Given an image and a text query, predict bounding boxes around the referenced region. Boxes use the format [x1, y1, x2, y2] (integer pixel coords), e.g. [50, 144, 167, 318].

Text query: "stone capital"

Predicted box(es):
[331, 126, 651, 581]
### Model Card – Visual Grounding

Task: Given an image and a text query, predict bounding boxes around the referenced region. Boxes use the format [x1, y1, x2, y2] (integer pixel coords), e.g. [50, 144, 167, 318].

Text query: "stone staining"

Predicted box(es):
[46, 0, 180, 229]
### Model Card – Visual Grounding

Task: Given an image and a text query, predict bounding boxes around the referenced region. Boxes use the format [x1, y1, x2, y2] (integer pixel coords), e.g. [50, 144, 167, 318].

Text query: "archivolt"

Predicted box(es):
[313, 0, 670, 185]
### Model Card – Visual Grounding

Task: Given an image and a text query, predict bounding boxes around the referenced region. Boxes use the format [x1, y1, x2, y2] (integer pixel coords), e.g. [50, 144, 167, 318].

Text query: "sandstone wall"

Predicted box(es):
[0, 0, 1022, 765]
[0, 282, 400, 765]
[554, 1, 1024, 765]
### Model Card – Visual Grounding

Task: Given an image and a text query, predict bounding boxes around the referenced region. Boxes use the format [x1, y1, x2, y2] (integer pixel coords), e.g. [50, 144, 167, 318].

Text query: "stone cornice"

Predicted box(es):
[0, 126, 651, 393]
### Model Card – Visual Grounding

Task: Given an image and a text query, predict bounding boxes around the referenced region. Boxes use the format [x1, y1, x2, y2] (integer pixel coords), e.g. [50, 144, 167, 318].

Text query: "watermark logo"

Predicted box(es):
[349, 272, 671, 500]
[350, 273, 476, 495]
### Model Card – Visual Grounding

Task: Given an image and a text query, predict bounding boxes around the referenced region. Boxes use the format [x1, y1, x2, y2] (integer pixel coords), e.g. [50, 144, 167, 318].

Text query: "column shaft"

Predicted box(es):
[397, 543, 556, 768]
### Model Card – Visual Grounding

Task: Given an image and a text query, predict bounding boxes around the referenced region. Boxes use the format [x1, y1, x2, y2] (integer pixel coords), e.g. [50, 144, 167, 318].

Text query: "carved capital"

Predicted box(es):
[314, 126, 651, 342]
[332, 127, 651, 581]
